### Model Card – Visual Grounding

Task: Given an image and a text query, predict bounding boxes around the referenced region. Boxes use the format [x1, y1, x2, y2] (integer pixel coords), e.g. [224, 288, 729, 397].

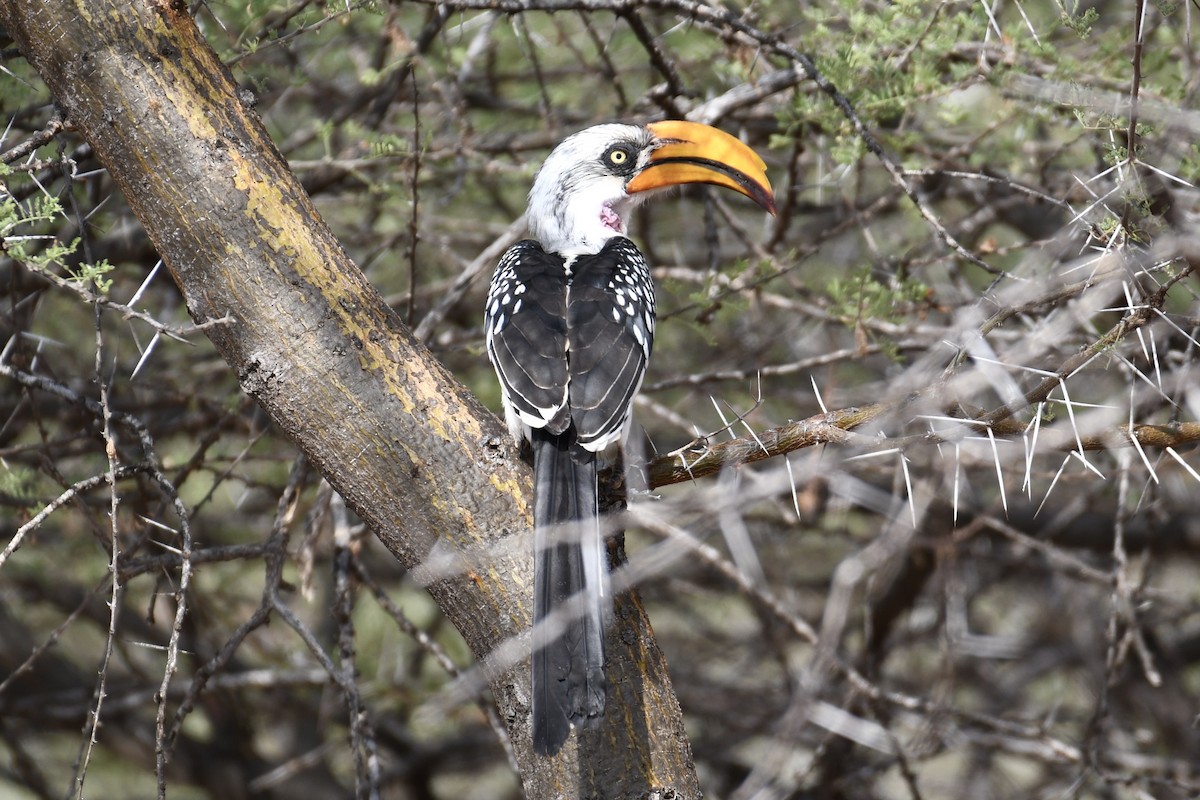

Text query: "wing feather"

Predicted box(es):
[485, 241, 572, 433]
[565, 238, 655, 450]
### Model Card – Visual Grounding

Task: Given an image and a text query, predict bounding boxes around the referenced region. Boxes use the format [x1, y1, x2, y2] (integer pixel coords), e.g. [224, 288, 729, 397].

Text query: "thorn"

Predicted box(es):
[899, 454, 916, 527]
[810, 374, 829, 415]
[130, 331, 161, 380]
[675, 449, 701, 484]
[1152, 307, 1200, 348]
[1165, 447, 1200, 485]
[1057, 379, 1093, 475]
[986, 426, 1008, 516]
[1149, 333, 1163, 391]
[1140, 158, 1194, 188]
[138, 515, 181, 535]
[709, 395, 736, 441]
[1069, 449, 1105, 479]
[740, 418, 769, 457]
[1036, 455, 1071, 517]
[929, 420, 944, 459]
[845, 447, 901, 462]
[1128, 391, 1158, 484]
[126, 260, 163, 308]
[784, 453, 803, 521]
[1022, 404, 1042, 497]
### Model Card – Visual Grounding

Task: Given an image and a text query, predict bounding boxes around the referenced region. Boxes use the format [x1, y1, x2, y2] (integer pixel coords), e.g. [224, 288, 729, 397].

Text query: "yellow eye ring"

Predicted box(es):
[609, 149, 628, 164]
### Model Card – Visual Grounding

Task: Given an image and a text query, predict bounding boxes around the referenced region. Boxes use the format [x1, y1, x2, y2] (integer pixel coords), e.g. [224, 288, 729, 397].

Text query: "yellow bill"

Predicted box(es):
[627, 120, 776, 215]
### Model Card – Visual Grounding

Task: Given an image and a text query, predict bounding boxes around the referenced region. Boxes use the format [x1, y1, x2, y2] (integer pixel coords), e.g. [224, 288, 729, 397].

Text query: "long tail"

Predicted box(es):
[530, 427, 608, 756]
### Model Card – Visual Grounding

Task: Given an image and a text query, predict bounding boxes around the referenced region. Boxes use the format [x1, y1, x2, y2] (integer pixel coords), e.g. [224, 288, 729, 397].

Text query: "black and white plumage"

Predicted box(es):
[485, 121, 775, 756]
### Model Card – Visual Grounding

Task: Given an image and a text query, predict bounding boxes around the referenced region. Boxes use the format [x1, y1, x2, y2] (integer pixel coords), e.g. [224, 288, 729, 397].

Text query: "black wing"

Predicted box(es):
[566, 237, 656, 450]
[485, 240, 572, 434]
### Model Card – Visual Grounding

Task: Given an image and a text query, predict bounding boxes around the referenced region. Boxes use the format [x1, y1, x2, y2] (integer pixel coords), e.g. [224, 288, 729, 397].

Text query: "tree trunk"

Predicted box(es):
[0, 0, 699, 796]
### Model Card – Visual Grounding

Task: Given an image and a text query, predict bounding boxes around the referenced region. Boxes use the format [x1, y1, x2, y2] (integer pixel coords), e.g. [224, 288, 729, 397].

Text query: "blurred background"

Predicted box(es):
[1, 0, 1198, 797]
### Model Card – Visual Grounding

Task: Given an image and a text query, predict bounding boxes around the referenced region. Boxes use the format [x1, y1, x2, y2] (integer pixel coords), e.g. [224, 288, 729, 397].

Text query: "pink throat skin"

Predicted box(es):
[600, 204, 624, 234]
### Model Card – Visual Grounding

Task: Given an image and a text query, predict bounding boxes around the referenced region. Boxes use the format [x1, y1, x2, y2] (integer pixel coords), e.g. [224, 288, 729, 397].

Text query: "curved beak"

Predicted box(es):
[626, 120, 776, 215]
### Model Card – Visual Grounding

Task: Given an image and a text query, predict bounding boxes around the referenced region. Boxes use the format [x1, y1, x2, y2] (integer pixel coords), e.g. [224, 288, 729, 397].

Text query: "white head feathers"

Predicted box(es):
[525, 124, 657, 257]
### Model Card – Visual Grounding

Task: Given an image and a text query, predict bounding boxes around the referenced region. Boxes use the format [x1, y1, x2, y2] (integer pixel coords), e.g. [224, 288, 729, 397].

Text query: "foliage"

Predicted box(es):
[0, 192, 76, 268]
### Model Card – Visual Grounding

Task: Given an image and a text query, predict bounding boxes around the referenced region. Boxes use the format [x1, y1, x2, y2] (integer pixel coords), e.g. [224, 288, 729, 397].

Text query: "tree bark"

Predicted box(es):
[0, 0, 699, 796]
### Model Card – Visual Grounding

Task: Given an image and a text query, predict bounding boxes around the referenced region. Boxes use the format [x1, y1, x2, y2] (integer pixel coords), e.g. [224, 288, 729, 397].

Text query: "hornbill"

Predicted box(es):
[485, 120, 775, 755]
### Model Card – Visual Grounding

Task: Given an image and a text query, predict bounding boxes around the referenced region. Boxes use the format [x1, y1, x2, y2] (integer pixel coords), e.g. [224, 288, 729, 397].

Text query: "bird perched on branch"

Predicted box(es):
[485, 120, 775, 755]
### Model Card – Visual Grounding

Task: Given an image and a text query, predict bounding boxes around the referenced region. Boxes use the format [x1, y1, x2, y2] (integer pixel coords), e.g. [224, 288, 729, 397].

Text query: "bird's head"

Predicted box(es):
[526, 121, 776, 256]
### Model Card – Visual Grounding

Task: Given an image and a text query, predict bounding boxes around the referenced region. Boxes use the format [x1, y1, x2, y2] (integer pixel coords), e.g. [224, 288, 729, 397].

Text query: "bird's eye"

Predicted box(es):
[603, 145, 636, 172]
